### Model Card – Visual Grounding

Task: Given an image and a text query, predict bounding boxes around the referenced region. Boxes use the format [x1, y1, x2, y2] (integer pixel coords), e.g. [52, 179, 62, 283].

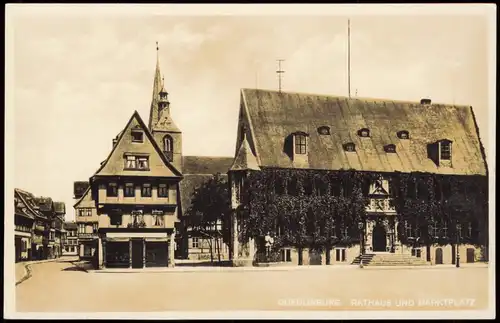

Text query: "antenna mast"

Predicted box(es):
[276, 59, 285, 93]
[348, 19, 351, 99]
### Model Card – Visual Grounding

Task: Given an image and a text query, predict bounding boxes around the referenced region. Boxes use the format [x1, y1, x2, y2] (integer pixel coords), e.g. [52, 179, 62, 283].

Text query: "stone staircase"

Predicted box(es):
[352, 253, 429, 266]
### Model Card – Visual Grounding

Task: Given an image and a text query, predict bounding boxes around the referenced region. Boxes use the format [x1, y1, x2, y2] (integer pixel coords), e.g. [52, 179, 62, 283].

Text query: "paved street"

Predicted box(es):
[16, 258, 490, 312]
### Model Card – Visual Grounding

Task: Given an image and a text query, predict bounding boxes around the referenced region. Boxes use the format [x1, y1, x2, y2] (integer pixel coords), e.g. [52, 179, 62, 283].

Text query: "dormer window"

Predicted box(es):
[397, 130, 410, 139]
[344, 142, 356, 152]
[384, 144, 396, 153]
[358, 128, 370, 138]
[131, 128, 144, 143]
[317, 126, 331, 135]
[439, 139, 452, 161]
[293, 132, 309, 155]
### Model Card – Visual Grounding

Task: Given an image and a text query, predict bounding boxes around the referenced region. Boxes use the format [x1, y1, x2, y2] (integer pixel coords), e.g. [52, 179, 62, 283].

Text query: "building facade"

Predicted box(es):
[228, 89, 489, 266]
[73, 47, 234, 268]
[14, 189, 66, 261]
[74, 183, 99, 262]
[14, 189, 37, 262]
[63, 221, 79, 255]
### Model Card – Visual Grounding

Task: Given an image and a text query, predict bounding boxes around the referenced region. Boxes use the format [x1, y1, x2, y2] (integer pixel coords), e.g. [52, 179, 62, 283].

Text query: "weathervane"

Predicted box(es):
[276, 59, 285, 93]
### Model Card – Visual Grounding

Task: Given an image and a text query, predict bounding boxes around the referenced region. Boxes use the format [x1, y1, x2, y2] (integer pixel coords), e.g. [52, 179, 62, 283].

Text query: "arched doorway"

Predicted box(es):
[435, 248, 443, 264]
[372, 224, 387, 252]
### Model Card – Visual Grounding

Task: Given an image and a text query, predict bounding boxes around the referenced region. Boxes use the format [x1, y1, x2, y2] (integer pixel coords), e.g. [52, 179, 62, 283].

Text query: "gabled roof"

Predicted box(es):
[240, 88, 488, 176]
[36, 197, 54, 212]
[54, 202, 66, 215]
[73, 186, 93, 209]
[182, 156, 233, 175]
[92, 110, 182, 178]
[230, 134, 260, 171]
[14, 188, 41, 219]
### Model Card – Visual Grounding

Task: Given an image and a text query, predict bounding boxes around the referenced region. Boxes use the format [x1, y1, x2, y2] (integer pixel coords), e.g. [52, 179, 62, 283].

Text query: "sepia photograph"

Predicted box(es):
[4, 3, 496, 320]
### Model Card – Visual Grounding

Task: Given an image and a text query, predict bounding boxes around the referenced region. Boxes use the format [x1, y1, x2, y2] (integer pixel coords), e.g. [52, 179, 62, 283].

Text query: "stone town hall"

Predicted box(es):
[74, 47, 488, 269]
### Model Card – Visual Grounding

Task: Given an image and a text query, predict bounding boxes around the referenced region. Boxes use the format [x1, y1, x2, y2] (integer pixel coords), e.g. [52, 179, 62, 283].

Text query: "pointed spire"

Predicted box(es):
[148, 42, 164, 130]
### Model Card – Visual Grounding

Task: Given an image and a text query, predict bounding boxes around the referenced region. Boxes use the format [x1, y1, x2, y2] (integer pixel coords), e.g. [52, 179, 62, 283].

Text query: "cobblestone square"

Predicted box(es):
[15, 258, 490, 313]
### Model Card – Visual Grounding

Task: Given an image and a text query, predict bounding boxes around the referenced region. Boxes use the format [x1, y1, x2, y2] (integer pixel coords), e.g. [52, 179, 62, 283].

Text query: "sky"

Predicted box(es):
[8, 5, 494, 222]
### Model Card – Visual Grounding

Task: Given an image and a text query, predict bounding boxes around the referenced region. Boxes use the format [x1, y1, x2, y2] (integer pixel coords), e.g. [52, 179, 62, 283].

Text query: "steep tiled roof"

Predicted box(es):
[240, 88, 487, 176]
[182, 156, 233, 175]
[14, 189, 40, 219]
[92, 111, 182, 178]
[36, 197, 54, 212]
[230, 134, 260, 171]
[54, 202, 66, 215]
[179, 174, 228, 215]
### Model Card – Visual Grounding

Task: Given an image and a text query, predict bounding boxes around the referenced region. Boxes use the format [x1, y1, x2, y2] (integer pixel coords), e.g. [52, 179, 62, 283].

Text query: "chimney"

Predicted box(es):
[420, 98, 432, 105]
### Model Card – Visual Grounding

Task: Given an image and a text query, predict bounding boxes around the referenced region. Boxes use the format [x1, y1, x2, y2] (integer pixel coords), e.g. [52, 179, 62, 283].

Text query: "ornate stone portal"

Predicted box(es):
[364, 177, 399, 254]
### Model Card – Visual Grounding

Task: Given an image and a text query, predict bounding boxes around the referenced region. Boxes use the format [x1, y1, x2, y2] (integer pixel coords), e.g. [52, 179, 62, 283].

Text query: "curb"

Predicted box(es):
[15, 258, 59, 286]
[86, 262, 489, 274]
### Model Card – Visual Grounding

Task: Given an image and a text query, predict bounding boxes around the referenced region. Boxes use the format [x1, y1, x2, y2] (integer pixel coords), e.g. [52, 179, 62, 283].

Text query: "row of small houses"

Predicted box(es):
[14, 188, 78, 262]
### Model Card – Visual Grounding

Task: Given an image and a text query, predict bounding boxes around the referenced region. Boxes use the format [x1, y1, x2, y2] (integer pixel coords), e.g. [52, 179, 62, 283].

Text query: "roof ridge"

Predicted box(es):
[241, 88, 471, 108]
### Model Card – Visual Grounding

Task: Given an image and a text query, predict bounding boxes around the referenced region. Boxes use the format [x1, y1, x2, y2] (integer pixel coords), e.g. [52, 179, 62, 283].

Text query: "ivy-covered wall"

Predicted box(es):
[237, 168, 488, 253]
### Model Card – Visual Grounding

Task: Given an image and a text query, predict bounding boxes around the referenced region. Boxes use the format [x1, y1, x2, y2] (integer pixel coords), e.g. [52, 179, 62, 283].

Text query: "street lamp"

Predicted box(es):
[456, 223, 461, 268]
[358, 221, 364, 268]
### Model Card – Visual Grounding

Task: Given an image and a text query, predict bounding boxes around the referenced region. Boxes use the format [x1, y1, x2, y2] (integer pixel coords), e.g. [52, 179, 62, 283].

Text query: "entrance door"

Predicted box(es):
[372, 224, 387, 252]
[435, 248, 443, 264]
[145, 242, 169, 267]
[131, 239, 144, 269]
[466, 248, 475, 263]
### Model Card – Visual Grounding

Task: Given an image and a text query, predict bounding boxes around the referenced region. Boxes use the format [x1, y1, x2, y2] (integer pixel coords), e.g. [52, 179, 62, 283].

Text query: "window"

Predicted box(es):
[152, 210, 164, 226]
[280, 249, 292, 262]
[78, 224, 85, 233]
[125, 155, 149, 170]
[92, 223, 98, 233]
[125, 155, 137, 169]
[163, 135, 173, 161]
[358, 128, 370, 137]
[131, 129, 144, 143]
[442, 223, 448, 238]
[384, 144, 396, 153]
[397, 130, 410, 139]
[137, 157, 149, 170]
[405, 222, 413, 237]
[110, 213, 122, 226]
[344, 142, 356, 152]
[335, 248, 346, 262]
[192, 237, 199, 248]
[158, 184, 169, 198]
[141, 184, 152, 197]
[78, 208, 92, 217]
[318, 126, 331, 135]
[294, 134, 307, 155]
[411, 248, 422, 258]
[124, 183, 135, 197]
[440, 140, 452, 160]
[341, 227, 349, 239]
[107, 183, 118, 197]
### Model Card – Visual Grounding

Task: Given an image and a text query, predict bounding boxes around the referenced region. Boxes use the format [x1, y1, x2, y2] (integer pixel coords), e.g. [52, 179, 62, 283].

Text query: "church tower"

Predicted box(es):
[148, 43, 183, 173]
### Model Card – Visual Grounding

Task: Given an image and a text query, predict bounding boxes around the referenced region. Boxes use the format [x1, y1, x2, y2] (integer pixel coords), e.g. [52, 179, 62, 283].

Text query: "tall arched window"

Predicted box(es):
[163, 135, 174, 161]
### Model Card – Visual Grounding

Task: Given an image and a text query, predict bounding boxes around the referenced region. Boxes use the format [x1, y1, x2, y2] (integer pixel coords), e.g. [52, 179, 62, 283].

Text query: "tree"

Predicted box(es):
[185, 173, 232, 263]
